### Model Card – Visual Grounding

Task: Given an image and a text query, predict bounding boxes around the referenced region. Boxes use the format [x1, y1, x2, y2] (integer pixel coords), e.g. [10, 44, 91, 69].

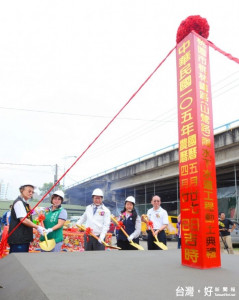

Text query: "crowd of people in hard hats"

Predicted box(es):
[3, 182, 171, 253]
[3, 182, 237, 254]
[1, 182, 235, 254]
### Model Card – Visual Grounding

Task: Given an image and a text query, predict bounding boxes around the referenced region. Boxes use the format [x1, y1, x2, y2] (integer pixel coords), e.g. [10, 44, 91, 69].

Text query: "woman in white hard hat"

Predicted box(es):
[8, 182, 46, 253]
[76, 188, 111, 251]
[117, 196, 141, 250]
[39, 190, 67, 252]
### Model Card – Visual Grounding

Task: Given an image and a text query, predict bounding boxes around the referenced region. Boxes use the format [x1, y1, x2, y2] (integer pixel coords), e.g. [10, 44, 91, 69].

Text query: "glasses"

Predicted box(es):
[153, 200, 160, 202]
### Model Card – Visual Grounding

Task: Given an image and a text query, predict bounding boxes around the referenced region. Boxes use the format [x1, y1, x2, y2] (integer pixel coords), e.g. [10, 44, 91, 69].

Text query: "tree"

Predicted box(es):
[39, 182, 63, 197]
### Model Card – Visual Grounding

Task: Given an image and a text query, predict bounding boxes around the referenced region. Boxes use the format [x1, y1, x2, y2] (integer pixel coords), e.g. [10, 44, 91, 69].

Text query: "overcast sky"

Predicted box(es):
[0, 0, 239, 199]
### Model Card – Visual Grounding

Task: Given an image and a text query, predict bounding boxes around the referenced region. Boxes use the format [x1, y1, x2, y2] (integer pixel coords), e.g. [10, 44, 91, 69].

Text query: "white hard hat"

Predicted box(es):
[92, 188, 104, 197]
[52, 190, 64, 200]
[125, 196, 135, 204]
[19, 182, 35, 189]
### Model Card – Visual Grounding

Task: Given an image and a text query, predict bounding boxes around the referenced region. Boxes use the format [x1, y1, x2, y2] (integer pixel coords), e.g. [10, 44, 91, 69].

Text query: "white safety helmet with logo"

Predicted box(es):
[125, 196, 135, 204]
[92, 188, 104, 198]
[51, 190, 65, 203]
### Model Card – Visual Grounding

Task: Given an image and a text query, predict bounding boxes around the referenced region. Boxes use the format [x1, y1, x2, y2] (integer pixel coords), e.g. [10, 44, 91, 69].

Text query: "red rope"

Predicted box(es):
[191, 30, 239, 64]
[0, 46, 176, 258]
[207, 40, 239, 64]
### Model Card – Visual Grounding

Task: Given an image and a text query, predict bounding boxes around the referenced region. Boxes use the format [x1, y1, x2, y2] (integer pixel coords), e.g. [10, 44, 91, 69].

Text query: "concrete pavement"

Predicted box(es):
[0, 247, 238, 300]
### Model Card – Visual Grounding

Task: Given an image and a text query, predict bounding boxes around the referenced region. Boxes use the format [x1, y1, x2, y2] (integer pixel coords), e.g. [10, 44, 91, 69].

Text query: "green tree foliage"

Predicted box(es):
[39, 182, 63, 196]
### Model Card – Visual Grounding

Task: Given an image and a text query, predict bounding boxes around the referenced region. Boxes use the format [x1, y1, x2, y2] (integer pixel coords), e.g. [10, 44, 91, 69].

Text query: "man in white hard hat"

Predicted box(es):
[76, 188, 110, 250]
[40, 190, 67, 252]
[8, 182, 46, 253]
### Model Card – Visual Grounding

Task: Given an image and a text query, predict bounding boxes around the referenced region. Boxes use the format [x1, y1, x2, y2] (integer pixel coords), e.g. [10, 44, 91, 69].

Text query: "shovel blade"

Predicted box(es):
[39, 233, 56, 252]
[39, 239, 56, 251]
[130, 241, 144, 250]
[103, 242, 121, 250]
[154, 241, 168, 250]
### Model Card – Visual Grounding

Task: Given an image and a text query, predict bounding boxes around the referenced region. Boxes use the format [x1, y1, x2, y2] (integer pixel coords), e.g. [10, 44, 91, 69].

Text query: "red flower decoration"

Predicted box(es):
[176, 15, 209, 43]
[116, 221, 125, 230]
[38, 214, 45, 222]
[85, 227, 93, 242]
[148, 221, 154, 229]
[85, 227, 92, 235]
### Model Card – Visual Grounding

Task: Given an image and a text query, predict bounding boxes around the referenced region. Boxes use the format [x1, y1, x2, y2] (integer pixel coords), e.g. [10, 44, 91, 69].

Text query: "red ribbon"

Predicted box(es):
[38, 214, 45, 222]
[0, 226, 9, 258]
[148, 221, 154, 229]
[85, 227, 93, 242]
[116, 221, 125, 230]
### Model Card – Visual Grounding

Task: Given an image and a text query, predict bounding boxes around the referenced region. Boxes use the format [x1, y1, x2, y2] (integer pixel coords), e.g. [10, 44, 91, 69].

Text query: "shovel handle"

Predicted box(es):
[150, 228, 158, 239]
[142, 215, 160, 241]
[111, 216, 143, 250]
[43, 232, 49, 246]
[141, 215, 156, 237]
[76, 224, 119, 249]
[117, 225, 129, 238]
[111, 216, 130, 239]
[76, 224, 102, 240]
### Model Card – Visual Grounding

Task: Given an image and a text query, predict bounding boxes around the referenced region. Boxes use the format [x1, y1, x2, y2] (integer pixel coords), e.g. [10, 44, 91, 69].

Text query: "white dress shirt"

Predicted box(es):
[76, 203, 111, 239]
[147, 206, 169, 229]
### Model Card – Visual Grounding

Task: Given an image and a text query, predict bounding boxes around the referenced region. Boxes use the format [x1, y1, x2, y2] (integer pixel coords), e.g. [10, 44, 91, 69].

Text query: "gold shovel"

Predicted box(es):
[152, 234, 168, 250]
[76, 224, 121, 250]
[36, 211, 56, 252]
[111, 215, 144, 250]
[141, 214, 168, 250]
[39, 232, 56, 252]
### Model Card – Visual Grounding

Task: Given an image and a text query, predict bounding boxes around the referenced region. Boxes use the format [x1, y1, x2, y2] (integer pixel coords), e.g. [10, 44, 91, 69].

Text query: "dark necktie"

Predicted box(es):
[93, 206, 98, 215]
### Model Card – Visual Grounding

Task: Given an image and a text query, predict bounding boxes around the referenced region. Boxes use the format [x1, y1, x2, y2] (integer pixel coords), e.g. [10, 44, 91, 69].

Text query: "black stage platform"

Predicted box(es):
[0, 250, 238, 300]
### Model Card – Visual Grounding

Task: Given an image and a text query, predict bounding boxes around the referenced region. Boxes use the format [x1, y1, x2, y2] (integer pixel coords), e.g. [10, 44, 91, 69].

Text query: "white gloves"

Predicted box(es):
[37, 226, 53, 236]
[127, 234, 134, 242]
[98, 233, 105, 244]
[46, 228, 53, 235]
[37, 226, 46, 235]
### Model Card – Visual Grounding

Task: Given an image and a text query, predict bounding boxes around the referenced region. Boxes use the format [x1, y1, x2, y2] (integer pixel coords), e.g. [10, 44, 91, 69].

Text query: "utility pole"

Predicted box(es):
[62, 156, 77, 188]
[54, 164, 58, 191]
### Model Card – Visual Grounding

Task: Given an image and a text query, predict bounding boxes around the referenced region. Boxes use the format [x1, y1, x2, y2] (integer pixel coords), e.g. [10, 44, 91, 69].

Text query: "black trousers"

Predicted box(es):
[117, 238, 139, 250]
[147, 230, 167, 250]
[84, 235, 105, 251]
[9, 243, 30, 253]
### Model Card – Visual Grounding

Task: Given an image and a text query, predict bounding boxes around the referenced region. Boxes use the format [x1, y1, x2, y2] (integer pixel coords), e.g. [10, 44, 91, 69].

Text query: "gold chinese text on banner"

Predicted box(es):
[176, 32, 221, 269]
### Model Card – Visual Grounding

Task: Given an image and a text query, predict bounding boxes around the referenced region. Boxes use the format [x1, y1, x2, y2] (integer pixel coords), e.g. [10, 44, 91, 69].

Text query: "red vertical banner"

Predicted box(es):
[176, 32, 221, 269]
